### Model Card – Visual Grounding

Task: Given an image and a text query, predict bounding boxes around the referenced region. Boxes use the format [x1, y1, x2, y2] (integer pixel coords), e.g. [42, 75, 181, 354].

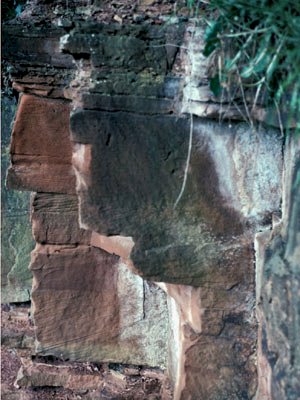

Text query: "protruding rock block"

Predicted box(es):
[7, 94, 75, 194]
[70, 110, 282, 286]
[15, 358, 103, 391]
[30, 191, 168, 368]
[70, 105, 281, 398]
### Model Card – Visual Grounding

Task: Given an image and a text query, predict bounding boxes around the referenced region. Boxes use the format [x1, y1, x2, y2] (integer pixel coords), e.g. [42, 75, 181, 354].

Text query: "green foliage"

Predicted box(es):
[189, 0, 300, 131]
[203, 21, 221, 57]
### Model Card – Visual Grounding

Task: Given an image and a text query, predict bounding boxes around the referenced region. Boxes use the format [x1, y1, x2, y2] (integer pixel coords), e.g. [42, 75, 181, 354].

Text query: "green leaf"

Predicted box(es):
[291, 85, 299, 112]
[187, 0, 194, 9]
[203, 20, 221, 57]
[210, 75, 221, 97]
[204, 20, 221, 42]
[203, 40, 219, 57]
[241, 52, 271, 78]
[225, 58, 237, 71]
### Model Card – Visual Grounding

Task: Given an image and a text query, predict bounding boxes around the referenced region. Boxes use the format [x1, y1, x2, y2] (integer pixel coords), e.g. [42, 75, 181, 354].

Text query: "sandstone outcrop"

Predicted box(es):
[4, 22, 169, 372]
[2, 1, 299, 399]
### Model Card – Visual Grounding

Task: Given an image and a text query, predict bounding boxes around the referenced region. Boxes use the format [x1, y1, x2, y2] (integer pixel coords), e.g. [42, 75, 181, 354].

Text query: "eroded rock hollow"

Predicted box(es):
[3, 1, 300, 399]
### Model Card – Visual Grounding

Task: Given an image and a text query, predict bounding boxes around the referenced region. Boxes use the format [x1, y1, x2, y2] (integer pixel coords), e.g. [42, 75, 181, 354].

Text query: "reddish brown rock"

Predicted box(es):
[7, 94, 75, 194]
[30, 244, 168, 368]
[4, 7, 294, 400]
[31, 192, 91, 245]
[161, 282, 256, 400]
[15, 358, 103, 391]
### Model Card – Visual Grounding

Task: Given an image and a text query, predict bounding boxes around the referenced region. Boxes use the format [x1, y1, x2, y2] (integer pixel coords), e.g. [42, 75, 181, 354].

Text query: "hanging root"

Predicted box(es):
[174, 113, 193, 209]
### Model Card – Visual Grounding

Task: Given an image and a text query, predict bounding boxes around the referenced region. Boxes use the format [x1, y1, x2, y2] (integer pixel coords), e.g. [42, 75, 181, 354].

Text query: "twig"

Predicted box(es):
[237, 71, 254, 129]
[251, 78, 265, 114]
[219, 28, 268, 38]
[174, 113, 193, 209]
[173, 19, 198, 209]
[232, 100, 249, 124]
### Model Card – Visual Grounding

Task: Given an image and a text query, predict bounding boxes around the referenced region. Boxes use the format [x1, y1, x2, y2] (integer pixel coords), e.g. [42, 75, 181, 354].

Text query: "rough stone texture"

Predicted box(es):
[1, 303, 172, 400]
[3, 24, 75, 99]
[64, 19, 285, 400]
[65, 21, 283, 400]
[7, 94, 75, 194]
[31, 193, 91, 245]
[181, 24, 295, 129]
[3, 5, 293, 400]
[255, 135, 300, 400]
[15, 359, 103, 391]
[29, 191, 168, 368]
[62, 21, 185, 112]
[161, 282, 257, 400]
[71, 111, 282, 286]
[31, 243, 168, 368]
[3, 23, 170, 376]
[1, 96, 34, 303]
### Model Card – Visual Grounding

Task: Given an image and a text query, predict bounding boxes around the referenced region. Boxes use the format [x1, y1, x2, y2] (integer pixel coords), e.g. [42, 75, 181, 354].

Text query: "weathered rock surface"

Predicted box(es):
[63, 18, 285, 400]
[3, 24, 74, 99]
[4, 3, 297, 400]
[31, 243, 168, 368]
[7, 94, 75, 194]
[31, 193, 91, 245]
[1, 96, 34, 303]
[255, 135, 300, 400]
[15, 358, 103, 391]
[29, 189, 168, 368]
[161, 281, 257, 400]
[71, 111, 282, 286]
[3, 33, 170, 373]
[1, 303, 171, 400]
[1, 304, 35, 357]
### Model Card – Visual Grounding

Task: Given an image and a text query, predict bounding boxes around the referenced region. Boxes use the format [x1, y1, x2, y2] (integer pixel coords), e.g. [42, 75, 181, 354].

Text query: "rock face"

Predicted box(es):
[30, 193, 168, 368]
[1, 96, 34, 303]
[3, 27, 169, 371]
[3, 2, 299, 399]
[63, 20, 281, 399]
[255, 136, 300, 400]
[26, 157, 169, 368]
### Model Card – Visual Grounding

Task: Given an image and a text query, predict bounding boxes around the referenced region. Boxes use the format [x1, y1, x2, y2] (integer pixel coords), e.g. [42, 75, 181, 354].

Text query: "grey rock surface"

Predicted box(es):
[1, 96, 34, 303]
